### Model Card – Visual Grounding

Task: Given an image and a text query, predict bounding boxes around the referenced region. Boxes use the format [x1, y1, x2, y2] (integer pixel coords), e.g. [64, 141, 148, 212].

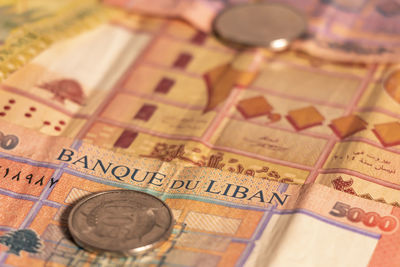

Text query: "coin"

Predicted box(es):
[68, 190, 174, 255]
[214, 3, 307, 50]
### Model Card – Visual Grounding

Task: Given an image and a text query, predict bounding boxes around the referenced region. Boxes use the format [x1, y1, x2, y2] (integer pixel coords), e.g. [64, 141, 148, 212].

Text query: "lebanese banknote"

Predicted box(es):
[1, 8, 400, 208]
[0, 0, 73, 44]
[104, 0, 400, 62]
[0, 120, 399, 266]
[104, 0, 224, 32]
[0, 0, 111, 81]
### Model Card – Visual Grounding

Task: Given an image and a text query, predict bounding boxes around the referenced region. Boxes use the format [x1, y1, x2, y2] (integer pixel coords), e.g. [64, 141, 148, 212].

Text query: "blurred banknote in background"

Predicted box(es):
[105, 0, 400, 62]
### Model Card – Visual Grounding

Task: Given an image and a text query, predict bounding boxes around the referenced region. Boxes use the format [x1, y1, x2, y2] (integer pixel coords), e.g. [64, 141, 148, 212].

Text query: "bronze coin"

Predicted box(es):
[68, 190, 174, 255]
[214, 3, 307, 50]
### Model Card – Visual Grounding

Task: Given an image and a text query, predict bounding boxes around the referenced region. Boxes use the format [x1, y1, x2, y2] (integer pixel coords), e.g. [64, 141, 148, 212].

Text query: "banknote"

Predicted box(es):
[104, 0, 400, 62]
[0, 119, 399, 266]
[103, 0, 225, 32]
[0, 0, 73, 44]
[1, 7, 400, 208]
[0, 0, 111, 81]
[288, 0, 400, 63]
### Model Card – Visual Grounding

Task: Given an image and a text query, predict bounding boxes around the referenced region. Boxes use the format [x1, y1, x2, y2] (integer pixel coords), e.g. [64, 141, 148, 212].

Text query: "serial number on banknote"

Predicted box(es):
[0, 166, 58, 188]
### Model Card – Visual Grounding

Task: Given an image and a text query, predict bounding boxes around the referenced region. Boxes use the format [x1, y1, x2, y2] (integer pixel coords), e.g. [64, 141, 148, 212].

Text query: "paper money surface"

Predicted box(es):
[104, 0, 400, 62]
[0, 120, 399, 266]
[1, 6, 400, 206]
[0, 0, 399, 266]
[0, 0, 75, 43]
[0, 0, 111, 81]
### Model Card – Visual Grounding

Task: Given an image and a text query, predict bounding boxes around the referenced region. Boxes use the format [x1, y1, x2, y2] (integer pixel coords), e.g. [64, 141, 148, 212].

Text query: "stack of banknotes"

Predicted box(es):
[0, 0, 400, 266]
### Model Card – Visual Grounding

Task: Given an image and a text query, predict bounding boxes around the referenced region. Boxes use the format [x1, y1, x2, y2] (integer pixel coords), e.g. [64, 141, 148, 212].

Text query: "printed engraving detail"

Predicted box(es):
[38, 79, 86, 105]
[0, 229, 42, 256]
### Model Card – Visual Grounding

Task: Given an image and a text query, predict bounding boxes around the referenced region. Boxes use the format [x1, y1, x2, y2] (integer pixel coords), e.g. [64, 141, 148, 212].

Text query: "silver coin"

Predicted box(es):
[214, 3, 307, 50]
[68, 190, 174, 255]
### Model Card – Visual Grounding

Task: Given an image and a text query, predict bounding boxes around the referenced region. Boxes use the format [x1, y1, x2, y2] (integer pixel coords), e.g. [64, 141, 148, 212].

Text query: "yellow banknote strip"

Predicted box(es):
[0, 120, 399, 266]
[0, 0, 113, 82]
[0, 0, 74, 43]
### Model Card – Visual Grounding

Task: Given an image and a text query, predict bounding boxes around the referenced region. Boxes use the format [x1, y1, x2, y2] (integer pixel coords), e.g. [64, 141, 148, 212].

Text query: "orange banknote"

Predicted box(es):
[0, 120, 399, 266]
